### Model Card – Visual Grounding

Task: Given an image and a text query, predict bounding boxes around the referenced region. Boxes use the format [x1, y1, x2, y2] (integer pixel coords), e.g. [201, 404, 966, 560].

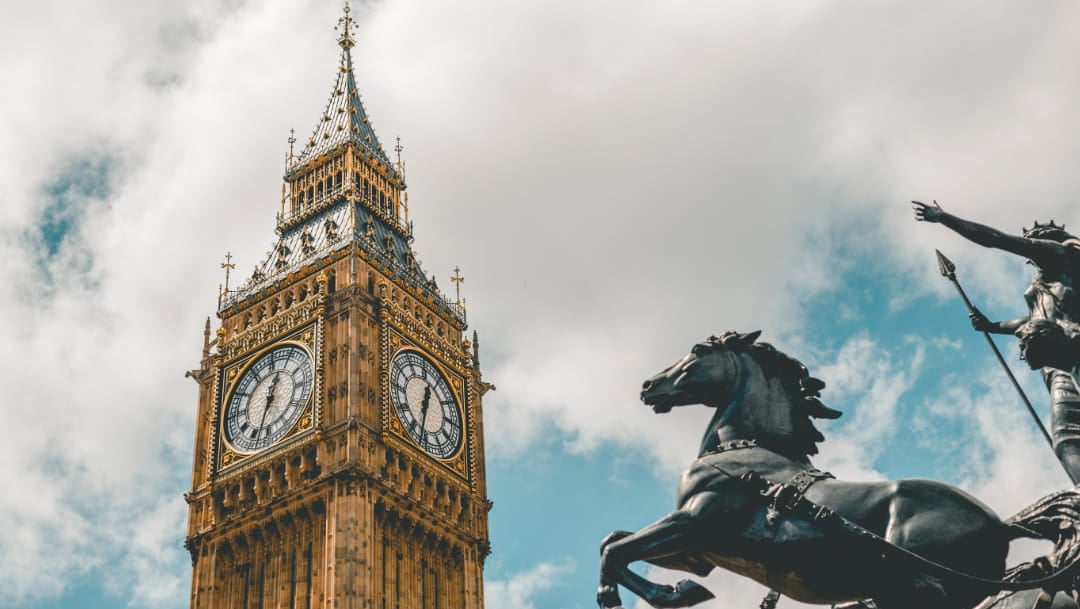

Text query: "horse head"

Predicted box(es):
[641, 330, 841, 457]
[640, 331, 763, 413]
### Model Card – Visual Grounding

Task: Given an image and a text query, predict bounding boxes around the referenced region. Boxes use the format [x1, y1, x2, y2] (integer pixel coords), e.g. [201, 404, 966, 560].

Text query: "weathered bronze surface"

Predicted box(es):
[597, 332, 1080, 609]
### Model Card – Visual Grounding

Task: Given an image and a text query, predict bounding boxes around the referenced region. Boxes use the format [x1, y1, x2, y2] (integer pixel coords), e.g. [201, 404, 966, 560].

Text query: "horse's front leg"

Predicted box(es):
[598, 494, 721, 609]
[597, 530, 633, 609]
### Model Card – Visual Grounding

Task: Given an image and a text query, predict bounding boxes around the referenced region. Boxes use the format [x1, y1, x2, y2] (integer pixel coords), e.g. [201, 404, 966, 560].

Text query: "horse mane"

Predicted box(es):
[710, 331, 842, 457]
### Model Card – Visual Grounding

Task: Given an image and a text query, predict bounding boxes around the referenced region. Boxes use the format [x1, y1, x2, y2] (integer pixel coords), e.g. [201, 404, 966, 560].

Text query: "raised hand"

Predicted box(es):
[912, 200, 946, 223]
[969, 307, 994, 333]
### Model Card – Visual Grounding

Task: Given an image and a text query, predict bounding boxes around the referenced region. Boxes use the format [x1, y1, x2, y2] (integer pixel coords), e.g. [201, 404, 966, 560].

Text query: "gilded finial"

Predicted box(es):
[395, 136, 404, 175]
[336, 2, 356, 49]
[451, 266, 465, 306]
[221, 251, 236, 293]
[287, 128, 296, 162]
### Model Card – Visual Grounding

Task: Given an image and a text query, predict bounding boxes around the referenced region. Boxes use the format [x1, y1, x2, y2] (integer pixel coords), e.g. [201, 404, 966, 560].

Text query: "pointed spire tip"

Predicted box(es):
[336, 2, 356, 49]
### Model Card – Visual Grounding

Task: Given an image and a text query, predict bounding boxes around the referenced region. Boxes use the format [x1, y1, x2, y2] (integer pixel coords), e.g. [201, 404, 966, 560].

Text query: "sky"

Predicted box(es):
[3, 1, 1080, 608]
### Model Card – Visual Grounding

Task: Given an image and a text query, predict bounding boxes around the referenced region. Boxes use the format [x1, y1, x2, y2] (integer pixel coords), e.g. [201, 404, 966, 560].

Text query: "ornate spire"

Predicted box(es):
[202, 317, 212, 362]
[336, 1, 356, 49]
[394, 136, 404, 175]
[220, 1, 461, 329]
[287, 1, 395, 175]
[396, 136, 410, 226]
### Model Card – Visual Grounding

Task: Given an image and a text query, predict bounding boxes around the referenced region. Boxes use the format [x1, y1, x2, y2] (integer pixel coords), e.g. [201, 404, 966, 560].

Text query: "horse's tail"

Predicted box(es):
[1002, 487, 1080, 588]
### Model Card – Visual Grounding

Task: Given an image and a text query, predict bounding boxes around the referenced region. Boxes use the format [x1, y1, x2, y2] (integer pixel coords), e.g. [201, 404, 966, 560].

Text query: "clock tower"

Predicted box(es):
[184, 6, 491, 609]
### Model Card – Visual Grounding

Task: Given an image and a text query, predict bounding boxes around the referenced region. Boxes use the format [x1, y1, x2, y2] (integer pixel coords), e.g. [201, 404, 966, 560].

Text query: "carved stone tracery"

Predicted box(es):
[219, 299, 321, 361]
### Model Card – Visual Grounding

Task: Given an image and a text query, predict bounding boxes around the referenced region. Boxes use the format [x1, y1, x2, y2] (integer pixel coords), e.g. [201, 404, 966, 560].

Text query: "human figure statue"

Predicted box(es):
[913, 200, 1080, 480]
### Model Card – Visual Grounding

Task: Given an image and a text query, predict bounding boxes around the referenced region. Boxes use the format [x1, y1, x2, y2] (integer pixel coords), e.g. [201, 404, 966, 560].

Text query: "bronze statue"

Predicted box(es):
[596, 332, 1080, 609]
[913, 201, 1080, 480]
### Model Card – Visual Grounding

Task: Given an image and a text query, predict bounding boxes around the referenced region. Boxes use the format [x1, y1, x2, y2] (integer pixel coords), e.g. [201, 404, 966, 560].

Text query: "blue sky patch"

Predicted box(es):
[38, 154, 115, 259]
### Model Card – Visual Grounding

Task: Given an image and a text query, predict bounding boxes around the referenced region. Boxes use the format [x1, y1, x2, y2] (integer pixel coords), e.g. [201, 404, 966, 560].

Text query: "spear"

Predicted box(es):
[935, 250, 1076, 484]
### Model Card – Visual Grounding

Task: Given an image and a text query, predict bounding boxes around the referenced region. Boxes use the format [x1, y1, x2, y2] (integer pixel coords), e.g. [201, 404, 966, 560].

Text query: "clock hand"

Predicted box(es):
[258, 373, 280, 433]
[419, 385, 432, 450]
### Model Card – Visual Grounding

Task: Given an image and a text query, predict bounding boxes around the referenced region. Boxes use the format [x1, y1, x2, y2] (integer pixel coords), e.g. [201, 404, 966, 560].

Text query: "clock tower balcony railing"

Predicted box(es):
[278, 181, 410, 239]
[219, 263, 467, 327]
[357, 232, 468, 328]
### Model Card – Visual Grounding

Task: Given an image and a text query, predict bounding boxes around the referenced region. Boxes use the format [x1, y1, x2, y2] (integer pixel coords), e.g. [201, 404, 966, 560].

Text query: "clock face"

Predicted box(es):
[390, 350, 462, 459]
[224, 343, 314, 453]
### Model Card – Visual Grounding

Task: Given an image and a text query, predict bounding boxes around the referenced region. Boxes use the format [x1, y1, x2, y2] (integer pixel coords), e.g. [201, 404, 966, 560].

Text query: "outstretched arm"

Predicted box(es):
[913, 201, 1077, 269]
[971, 308, 1029, 335]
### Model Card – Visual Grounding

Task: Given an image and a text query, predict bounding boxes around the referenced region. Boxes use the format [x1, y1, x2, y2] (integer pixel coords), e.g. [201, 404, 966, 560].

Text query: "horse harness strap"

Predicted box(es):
[763, 468, 835, 527]
[700, 439, 836, 526]
[704, 438, 758, 454]
[756, 469, 831, 609]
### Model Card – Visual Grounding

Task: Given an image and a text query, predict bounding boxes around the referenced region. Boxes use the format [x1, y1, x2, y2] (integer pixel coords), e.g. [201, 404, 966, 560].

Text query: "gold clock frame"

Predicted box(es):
[215, 323, 321, 472]
[381, 323, 471, 480]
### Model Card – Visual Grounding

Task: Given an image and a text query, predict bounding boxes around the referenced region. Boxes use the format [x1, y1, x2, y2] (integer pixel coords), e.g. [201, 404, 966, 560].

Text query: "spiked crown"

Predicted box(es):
[1023, 220, 1072, 241]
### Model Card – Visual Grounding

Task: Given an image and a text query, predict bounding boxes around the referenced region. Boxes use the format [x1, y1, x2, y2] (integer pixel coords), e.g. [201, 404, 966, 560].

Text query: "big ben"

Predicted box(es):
[183, 4, 491, 608]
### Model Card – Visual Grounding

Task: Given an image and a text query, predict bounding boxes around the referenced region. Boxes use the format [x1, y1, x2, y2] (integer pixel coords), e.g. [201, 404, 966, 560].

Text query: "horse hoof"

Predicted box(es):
[650, 580, 715, 608]
[597, 584, 623, 609]
[674, 580, 715, 606]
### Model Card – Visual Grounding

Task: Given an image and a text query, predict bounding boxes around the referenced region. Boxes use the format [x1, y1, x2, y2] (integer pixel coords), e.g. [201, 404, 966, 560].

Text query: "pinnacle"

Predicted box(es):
[287, 3, 395, 176]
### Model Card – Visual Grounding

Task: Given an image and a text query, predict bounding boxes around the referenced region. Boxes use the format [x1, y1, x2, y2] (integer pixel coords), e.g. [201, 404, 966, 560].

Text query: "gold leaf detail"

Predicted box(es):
[221, 448, 240, 466]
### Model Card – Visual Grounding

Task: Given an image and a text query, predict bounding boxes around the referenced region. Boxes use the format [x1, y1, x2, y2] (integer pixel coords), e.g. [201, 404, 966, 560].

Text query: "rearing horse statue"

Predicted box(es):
[597, 331, 1080, 609]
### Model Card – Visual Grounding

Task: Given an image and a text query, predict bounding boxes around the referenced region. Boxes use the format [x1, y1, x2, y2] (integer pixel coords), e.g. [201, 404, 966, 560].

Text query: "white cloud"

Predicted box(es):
[920, 365, 1067, 514]
[811, 332, 925, 480]
[121, 497, 190, 608]
[463, 0, 1080, 476]
[485, 560, 572, 609]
